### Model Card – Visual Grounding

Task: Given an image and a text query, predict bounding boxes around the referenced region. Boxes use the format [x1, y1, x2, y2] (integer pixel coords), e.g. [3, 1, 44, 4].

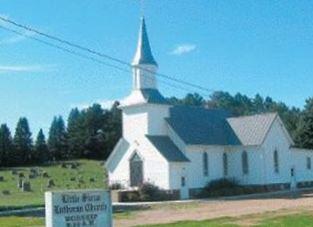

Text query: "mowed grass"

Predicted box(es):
[0, 159, 106, 209]
[0, 216, 44, 227]
[2, 211, 313, 226]
[138, 211, 313, 227]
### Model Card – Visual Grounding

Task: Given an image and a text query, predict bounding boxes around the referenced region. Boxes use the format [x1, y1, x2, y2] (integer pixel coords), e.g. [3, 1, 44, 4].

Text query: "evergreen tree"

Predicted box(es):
[34, 129, 49, 163]
[182, 93, 204, 106]
[67, 108, 85, 158]
[0, 124, 13, 166]
[102, 101, 122, 159]
[295, 98, 313, 149]
[13, 117, 33, 165]
[83, 104, 105, 159]
[48, 116, 68, 160]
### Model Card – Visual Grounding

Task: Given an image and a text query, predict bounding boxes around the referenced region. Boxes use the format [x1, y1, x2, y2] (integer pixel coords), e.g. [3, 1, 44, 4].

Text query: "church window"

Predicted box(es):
[307, 157, 311, 170]
[181, 176, 186, 187]
[274, 150, 279, 173]
[242, 151, 249, 175]
[223, 153, 228, 176]
[203, 152, 208, 176]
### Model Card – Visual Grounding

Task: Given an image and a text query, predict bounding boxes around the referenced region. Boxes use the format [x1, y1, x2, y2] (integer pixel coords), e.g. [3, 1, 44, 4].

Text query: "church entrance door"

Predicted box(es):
[130, 152, 143, 187]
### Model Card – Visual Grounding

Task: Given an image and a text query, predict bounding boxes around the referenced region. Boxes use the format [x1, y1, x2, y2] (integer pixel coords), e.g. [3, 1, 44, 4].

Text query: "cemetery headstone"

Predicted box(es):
[45, 189, 112, 227]
[47, 179, 55, 188]
[22, 181, 31, 192]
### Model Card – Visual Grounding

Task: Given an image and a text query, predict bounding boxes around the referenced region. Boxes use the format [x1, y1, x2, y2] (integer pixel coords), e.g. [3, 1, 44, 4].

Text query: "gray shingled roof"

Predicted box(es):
[141, 89, 169, 104]
[132, 17, 158, 66]
[146, 135, 189, 162]
[227, 113, 277, 146]
[167, 105, 279, 146]
[166, 106, 241, 145]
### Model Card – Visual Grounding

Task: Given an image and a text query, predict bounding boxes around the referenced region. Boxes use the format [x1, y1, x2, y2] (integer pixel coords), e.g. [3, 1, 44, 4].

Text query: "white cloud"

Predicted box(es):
[0, 65, 55, 73]
[0, 30, 35, 45]
[73, 99, 118, 110]
[170, 44, 196, 56]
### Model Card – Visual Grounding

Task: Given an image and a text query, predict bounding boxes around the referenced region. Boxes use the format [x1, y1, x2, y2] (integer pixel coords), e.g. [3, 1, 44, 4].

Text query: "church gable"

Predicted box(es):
[227, 113, 278, 146]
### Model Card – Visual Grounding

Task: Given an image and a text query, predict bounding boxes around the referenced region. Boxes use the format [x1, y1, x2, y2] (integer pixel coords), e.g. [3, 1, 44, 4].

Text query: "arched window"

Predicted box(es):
[242, 151, 249, 175]
[274, 150, 279, 173]
[223, 153, 228, 176]
[307, 157, 311, 170]
[203, 152, 208, 176]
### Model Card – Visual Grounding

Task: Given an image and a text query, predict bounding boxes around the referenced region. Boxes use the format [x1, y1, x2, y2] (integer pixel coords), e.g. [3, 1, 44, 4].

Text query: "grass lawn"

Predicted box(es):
[138, 211, 313, 227]
[1, 211, 313, 226]
[0, 216, 44, 227]
[0, 159, 106, 210]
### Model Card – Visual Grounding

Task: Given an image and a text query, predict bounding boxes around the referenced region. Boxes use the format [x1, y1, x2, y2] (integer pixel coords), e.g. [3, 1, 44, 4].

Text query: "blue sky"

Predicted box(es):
[0, 0, 313, 135]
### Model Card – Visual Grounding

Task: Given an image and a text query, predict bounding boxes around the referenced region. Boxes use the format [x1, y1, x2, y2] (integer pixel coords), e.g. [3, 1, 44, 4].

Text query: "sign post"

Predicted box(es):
[45, 189, 112, 227]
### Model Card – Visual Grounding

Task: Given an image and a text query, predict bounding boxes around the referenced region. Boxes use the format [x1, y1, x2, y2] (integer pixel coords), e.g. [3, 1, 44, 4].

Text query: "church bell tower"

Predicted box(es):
[120, 17, 167, 107]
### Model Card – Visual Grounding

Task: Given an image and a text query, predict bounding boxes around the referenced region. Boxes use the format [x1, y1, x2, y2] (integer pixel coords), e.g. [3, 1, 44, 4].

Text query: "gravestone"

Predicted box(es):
[47, 179, 55, 188]
[45, 189, 112, 227]
[22, 181, 31, 192]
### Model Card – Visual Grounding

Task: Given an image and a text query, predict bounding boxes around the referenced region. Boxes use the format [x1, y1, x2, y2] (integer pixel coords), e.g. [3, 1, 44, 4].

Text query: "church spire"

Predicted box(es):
[131, 17, 158, 90]
[132, 17, 158, 66]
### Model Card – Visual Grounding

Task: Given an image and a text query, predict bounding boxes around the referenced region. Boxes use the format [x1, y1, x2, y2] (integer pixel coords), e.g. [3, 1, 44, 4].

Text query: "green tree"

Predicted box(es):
[83, 104, 106, 159]
[67, 108, 85, 158]
[34, 129, 49, 163]
[48, 116, 68, 160]
[102, 101, 122, 159]
[0, 124, 13, 166]
[295, 98, 313, 149]
[13, 117, 33, 165]
[182, 93, 205, 106]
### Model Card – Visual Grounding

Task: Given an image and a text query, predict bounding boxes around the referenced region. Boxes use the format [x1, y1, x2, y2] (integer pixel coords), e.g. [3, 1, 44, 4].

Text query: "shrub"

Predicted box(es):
[197, 178, 267, 198]
[138, 182, 168, 201]
[2, 190, 10, 195]
[109, 183, 123, 190]
[205, 178, 239, 191]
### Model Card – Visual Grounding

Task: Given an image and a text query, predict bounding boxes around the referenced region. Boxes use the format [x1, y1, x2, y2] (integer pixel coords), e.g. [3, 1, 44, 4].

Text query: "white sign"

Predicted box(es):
[45, 190, 112, 227]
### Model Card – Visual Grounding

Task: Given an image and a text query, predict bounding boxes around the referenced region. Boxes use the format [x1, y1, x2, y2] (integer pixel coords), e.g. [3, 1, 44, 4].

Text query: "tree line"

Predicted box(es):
[0, 91, 312, 167]
[0, 102, 121, 167]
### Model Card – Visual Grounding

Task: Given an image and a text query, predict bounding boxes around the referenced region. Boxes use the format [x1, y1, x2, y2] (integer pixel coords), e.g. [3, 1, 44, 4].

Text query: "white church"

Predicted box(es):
[106, 18, 313, 199]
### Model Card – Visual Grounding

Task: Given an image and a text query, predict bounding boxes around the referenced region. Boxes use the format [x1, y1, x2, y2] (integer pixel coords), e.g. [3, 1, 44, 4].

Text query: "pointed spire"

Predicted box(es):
[132, 17, 158, 66]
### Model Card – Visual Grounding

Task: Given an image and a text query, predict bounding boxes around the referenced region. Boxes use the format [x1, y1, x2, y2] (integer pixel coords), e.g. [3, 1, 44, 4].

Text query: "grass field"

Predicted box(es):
[140, 212, 313, 226]
[0, 159, 106, 210]
[1, 210, 313, 226]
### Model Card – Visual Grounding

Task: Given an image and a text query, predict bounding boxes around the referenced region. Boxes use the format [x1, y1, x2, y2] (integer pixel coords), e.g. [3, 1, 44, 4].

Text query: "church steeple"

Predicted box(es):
[132, 17, 158, 66]
[120, 17, 168, 107]
[131, 17, 158, 90]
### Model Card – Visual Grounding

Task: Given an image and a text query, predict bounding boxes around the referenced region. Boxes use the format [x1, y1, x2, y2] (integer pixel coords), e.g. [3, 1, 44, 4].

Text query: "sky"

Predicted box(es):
[0, 0, 313, 135]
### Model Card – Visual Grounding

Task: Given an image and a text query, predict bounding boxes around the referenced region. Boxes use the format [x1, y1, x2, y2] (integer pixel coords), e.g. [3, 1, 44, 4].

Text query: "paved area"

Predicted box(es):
[115, 190, 313, 227]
